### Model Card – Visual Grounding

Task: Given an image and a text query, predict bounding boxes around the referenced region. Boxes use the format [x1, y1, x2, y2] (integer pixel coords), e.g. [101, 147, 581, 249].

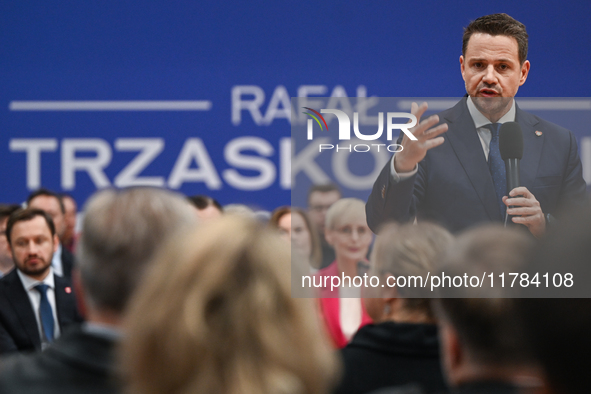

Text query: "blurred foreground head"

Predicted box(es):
[435, 225, 538, 388]
[77, 187, 196, 315]
[122, 215, 339, 394]
[517, 205, 591, 394]
[365, 222, 453, 323]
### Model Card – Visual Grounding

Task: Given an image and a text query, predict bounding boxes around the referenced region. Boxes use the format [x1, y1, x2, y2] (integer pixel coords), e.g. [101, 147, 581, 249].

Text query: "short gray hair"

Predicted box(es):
[77, 187, 196, 313]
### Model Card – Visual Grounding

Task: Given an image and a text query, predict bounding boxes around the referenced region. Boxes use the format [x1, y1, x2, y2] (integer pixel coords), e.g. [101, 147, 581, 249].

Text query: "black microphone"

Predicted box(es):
[499, 122, 524, 211]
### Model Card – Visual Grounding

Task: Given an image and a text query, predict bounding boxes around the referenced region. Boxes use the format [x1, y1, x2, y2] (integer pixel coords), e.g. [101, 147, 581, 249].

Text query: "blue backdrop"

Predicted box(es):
[1, 1, 590, 211]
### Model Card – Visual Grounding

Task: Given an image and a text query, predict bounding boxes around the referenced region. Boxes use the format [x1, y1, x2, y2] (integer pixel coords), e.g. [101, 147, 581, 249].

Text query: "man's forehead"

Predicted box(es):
[309, 191, 341, 202]
[465, 33, 520, 60]
[12, 217, 51, 236]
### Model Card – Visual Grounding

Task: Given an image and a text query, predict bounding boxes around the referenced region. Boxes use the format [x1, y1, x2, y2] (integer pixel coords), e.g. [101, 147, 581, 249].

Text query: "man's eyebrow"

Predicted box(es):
[469, 57, 515, 64]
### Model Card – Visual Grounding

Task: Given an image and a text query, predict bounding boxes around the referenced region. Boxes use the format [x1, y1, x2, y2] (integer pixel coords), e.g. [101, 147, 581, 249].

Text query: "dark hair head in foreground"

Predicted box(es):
[122, 215, 339, 394]
[517, 204, 591, 394]
[435, 225, 537, 386]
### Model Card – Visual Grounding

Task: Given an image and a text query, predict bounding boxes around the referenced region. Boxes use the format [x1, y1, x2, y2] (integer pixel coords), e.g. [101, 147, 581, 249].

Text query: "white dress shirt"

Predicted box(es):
[17, 268, 61, 347]
[51, 243, 64, 277]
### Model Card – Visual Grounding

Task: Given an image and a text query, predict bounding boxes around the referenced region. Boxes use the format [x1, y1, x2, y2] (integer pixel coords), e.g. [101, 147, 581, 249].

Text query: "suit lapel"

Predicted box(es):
[4, 271, 41, 349]
[54, 274, 70, 327]
[515, 106, 542, 188]
[443, 99, 502, 220]
[60, 247, 74, 279]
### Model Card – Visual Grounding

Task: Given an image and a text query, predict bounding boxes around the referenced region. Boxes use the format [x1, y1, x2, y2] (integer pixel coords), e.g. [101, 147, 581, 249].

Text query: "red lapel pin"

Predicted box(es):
[65, 287, 72, 294]
[535, 130, 543, 137]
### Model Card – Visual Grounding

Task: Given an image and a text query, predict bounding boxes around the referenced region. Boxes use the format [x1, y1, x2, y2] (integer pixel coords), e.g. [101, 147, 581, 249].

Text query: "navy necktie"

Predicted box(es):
[486, 123, 506, 219]
[34, 284, 54, 342]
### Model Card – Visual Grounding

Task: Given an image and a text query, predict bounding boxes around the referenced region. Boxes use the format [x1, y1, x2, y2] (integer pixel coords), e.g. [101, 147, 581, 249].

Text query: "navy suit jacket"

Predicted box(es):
[366, 98, 587, 233]
[0, 269, 82, 354]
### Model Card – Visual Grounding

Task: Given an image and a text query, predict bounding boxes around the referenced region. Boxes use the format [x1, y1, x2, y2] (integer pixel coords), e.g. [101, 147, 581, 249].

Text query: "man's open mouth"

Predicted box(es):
[479, 88, 500, 97]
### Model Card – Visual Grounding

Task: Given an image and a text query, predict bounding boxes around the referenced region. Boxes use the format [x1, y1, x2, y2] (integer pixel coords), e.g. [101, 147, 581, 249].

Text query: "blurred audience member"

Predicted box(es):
[307, 184, 341, 268]
[518, 205, 591, 394]
[269, 206, 292, 241]
[434, 225, 541, 394]
[27, 189, 74, 279]
[187, 194, 223, 220]
[335, 223, 452, 394]
[0, 205, 20, 277]
[0, 188, 195, 393]
[0, 209, 82, 354]
[223, 203, 256, 218]
[316, 198, 373, 348]
[122, 215, 339, 394]
[59, 194, 78, 253]
[269, 206, 322, 270]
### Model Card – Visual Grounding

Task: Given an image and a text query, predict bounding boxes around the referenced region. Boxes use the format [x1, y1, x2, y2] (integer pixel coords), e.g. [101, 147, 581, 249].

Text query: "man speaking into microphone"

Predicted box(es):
[366, 13, 587, 237]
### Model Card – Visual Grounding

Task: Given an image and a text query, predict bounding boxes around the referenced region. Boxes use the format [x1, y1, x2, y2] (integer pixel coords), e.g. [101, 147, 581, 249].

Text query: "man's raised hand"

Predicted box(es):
[394, 102, 448, 173]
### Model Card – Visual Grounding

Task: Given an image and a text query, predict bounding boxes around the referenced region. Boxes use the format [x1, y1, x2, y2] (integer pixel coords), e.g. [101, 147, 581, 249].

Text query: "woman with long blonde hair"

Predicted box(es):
[121, 215, 339, 394]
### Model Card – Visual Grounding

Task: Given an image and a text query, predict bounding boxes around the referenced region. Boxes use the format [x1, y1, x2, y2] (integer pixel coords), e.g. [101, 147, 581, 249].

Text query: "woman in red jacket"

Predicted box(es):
[316, 198, 374, 348]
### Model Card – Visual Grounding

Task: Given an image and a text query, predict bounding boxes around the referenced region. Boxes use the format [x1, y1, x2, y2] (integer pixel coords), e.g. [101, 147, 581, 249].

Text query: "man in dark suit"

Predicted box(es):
[0, 205, 20, 277]
[0, 188, 197, 394]
[27, 189, 75, 279]
[0, 209, 82, 354]
[366, 14, 587, 236]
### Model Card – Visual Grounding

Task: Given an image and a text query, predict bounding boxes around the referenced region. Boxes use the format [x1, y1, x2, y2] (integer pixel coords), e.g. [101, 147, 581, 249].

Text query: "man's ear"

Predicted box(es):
[53, 234, 59, 254]
[459, 55, 466, 81]
[519, 60, 530, 86]
[72, 268, 87, 319]
[440, 322, 464, 387]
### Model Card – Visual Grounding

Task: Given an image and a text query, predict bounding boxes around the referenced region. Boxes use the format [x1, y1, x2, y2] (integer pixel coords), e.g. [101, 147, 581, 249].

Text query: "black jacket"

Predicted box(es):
[371, 381, 520, 394]
[335, 322, 447, 394]
[60, 246, 75, 280]
[0, 270, 82, 354]
[0, 326, 120, 394]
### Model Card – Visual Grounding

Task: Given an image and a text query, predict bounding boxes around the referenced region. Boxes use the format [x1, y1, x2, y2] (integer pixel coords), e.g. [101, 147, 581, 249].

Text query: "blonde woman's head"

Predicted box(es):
[122, 215, 338, 394]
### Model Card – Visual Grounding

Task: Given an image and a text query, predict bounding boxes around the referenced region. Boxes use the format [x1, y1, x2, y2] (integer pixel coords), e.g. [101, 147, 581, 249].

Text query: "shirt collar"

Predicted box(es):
[17, 267, 55, 292]
[467, 96, 516, 128]
[52, 243, 62, 263]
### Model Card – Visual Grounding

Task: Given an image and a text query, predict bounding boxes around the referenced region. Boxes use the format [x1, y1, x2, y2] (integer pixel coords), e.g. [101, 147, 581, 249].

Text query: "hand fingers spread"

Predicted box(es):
[423, 136, 445, 150]
[412, 115, 440, 138]
[420, 123, 448, 141]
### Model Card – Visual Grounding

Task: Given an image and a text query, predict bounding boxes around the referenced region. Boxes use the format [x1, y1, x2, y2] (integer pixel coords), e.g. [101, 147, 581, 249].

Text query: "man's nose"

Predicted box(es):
[482, 65, 498, 84]
[482, 64, 498, 85]
[26, 241, 39, 255]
